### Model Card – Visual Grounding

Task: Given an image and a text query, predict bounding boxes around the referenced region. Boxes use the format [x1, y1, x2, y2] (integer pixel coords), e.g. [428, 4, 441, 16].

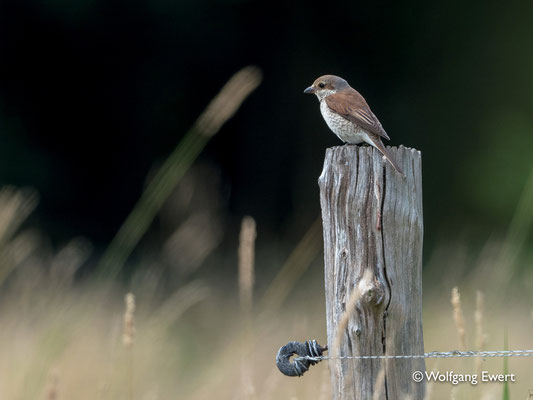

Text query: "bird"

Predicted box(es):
[304, 75, 403, 174]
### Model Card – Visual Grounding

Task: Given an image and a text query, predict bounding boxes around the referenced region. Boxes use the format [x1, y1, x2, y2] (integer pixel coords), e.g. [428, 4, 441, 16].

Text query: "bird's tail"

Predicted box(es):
[367, 136, 404, 175]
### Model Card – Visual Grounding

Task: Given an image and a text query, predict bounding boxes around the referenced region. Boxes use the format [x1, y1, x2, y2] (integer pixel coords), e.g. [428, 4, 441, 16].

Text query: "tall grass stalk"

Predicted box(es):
[474, 290, 487, 373]
[328, 269, 370, 384]
[451, 287, 466, 351]
[239, 217, 256, 316]
[238, 216, 257, 400]
[0, 187, 39, 286]
[97, 67, 262, 278]
[423, 361, 439, 400]
[331, 270, 370, 357]
[259, 217, 322, 312]
[122, 293, 135, 348]
[371, 364, 386, 400]
[43, 368, 60, 400]
[502, 330, 510, 400]
[123, 293, 136, 400]
[496, 164, 533, 282]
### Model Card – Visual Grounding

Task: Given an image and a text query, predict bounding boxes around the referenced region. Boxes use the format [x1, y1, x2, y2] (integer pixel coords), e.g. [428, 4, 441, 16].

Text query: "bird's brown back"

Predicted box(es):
[325, 88, 390, 140]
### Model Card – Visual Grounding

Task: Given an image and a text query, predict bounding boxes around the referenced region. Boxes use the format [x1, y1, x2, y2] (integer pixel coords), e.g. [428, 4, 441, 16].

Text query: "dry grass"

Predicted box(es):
[259, 217, 322, 313]
[371, 364, 386, 400]
[1, 163, 533, 400]
[451, 287, 466, 351]
[238, 216, 257, 400]
[331, 269, 371, 358]
[122, 293, 136, 349]
[97, 66, 262, 278]
[1, 242, 529, 399]
[238, 216, 256, 315]
[475, 290, 488, 374]
[43, 368, 60, 400]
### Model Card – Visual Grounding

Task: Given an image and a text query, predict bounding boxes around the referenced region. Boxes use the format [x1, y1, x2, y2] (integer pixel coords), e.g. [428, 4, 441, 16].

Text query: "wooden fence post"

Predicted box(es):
[318, 145, 425, 399]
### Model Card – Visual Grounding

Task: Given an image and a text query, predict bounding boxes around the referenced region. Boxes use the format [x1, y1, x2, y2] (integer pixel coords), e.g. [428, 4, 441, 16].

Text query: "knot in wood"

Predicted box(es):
[340, 248, 348, 259]
[359, 280, 386, 307]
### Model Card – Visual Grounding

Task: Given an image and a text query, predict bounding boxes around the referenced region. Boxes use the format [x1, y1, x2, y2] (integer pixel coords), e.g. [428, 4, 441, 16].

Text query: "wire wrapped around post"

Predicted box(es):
[275, 340, 327, 377]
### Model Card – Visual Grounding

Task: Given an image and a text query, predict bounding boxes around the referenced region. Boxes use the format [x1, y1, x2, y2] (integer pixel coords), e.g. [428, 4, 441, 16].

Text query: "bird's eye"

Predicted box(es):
[318, 82, 326, 88]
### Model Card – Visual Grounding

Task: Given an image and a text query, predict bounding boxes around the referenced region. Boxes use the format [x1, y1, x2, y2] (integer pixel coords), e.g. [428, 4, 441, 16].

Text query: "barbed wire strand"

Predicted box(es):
[295, 349, 533, 362]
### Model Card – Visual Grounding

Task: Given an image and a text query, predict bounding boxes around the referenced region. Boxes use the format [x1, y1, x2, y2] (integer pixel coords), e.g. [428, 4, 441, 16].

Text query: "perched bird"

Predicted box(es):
[304, 75, 403, 174]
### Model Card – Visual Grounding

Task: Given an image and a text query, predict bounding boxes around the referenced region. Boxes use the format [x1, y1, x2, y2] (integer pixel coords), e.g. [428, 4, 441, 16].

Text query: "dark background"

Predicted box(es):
[1, 0, 533, 262]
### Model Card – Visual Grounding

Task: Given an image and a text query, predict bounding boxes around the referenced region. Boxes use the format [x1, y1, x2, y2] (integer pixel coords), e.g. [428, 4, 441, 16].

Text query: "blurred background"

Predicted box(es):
[1, 0, 533, 399]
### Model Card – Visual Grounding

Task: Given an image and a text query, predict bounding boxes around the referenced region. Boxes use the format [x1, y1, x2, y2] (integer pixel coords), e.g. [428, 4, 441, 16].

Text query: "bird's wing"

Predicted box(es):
[325, 89, 390, 140]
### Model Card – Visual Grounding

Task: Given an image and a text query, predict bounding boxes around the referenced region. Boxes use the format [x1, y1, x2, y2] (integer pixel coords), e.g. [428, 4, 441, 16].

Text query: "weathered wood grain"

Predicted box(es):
[318, 145, 425, 399]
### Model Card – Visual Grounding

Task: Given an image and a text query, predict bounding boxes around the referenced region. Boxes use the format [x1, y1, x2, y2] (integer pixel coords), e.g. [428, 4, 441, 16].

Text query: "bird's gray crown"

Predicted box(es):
[313, 75, 350, 91]
[304, 74, 352, 100]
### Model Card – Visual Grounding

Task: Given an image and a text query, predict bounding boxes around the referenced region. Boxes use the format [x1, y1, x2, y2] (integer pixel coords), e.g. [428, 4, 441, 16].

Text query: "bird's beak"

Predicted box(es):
[303, 86, 315, 94]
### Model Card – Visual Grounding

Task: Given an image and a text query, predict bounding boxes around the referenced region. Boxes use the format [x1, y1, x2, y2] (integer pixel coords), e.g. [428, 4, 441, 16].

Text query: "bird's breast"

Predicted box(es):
[319, 100, 366, 144]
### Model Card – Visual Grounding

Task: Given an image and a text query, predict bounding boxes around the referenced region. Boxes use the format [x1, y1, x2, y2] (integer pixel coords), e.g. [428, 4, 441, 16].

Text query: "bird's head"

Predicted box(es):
[304, 75, 349, 100]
